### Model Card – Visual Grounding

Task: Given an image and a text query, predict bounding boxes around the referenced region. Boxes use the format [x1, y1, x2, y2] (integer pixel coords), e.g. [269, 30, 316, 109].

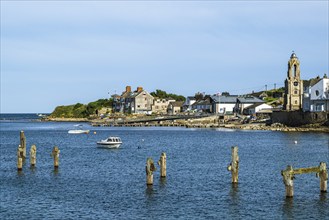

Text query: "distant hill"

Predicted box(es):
[50, 99, 112, 118]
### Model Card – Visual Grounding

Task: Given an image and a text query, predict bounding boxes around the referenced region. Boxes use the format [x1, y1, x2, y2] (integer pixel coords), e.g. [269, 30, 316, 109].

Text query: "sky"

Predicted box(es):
[1, 1, 328, 113]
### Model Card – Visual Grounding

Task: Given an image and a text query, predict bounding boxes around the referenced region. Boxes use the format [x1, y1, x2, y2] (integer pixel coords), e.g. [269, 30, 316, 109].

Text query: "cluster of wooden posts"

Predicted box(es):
[17, 131, 60, 171]
[145, 152, 167, 185]
[16, 131, 327, 197]
[226, 146, 327, 198]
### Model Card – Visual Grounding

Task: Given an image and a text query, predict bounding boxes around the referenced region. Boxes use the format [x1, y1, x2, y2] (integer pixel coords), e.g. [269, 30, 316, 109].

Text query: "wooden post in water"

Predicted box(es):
[227, 146, 239, 183]
[146, 158, 156, 185]
[51, 146, 60, 169]
[30, 145, 37, 167]
[20, 131, 26, 160]
[158, 152, 167, 178]
[17, 145, 24, 171]
[319, 162, 328, 192]
[281, 165, 294, 197]
[281, 162, 328, 197]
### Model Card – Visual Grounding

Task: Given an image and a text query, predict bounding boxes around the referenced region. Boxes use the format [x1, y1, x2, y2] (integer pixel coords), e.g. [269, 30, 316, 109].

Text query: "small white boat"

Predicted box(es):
[97, 136, 122, 148]
[68, 129, 90, 134]
[68, 124, 90, 134]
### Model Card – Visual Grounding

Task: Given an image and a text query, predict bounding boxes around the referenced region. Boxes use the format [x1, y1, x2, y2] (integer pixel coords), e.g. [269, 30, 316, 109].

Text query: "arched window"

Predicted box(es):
[293, 64, 297, 77]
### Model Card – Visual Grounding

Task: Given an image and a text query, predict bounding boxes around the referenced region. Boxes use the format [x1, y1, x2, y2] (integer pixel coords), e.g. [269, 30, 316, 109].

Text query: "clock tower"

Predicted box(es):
[283, 52, 303, 111]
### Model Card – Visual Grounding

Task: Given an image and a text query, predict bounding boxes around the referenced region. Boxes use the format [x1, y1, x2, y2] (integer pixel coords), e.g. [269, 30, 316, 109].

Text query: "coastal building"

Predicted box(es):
[191, 96, 213, 113]
[235, 96, 264, 115]
[243, 103, 273, 115]
[211, 95, 237, 114]
[125, 87, 154, 114]
[152, 98, 175, 114]
[182, 96, 196, 112]
[303, 75, 329, 112]
[283, 52, 304, 111]
[112, 86, 154, 114]
[167, 101, 184, 115]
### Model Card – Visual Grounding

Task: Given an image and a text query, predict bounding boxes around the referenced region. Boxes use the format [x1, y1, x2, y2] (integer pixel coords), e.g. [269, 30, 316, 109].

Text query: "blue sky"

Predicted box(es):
[1, 1, 328, 113]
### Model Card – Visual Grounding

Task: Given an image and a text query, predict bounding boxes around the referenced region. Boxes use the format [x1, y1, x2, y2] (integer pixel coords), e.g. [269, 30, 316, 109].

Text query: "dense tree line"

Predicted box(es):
[50, 99, 112, 118]
[150, 89, 186, 102]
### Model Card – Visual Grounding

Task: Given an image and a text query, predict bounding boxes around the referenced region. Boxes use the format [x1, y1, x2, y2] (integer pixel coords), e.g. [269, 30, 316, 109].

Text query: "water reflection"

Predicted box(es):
[282, 197, 294, 219]
[145, 184, 154, 197]
[159, 177, 167, 188]
[229, 183, 239, 203]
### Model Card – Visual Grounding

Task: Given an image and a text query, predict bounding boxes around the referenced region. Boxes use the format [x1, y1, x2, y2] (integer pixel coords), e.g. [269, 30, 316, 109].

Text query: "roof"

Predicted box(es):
[211, 95, 238, 103]
[192, 99, 212, 106]
[170, 101, 184, 107]
[187, 96, 196, 100]
[237, 96, 264, 104]
[303, 77, 321, 88]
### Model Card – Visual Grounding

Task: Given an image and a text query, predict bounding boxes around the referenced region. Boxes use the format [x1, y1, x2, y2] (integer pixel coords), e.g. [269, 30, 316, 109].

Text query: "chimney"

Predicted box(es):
[126, 86, 131, 92]
[137, 87, 143, 92]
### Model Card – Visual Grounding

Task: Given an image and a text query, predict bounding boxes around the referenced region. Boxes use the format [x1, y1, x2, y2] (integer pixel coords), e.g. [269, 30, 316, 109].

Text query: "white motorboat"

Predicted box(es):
[68, 129, 90, 134]
[97, 137, 122, 148]
[68, 124, 90, 134]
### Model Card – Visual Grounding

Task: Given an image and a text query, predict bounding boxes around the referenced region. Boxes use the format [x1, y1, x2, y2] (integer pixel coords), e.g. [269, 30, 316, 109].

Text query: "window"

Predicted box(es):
[294, 90, 298, 94]
[295, 100, 297, 104]
[315, 90, 319, 96]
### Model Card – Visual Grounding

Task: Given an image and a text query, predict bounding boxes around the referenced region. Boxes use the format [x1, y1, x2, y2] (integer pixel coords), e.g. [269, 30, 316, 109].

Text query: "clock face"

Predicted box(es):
[294, 82, 298, 86]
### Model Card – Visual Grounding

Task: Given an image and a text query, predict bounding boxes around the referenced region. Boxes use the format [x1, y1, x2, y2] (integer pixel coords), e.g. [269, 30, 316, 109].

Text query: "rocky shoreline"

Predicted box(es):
[44, 116, 329, 133]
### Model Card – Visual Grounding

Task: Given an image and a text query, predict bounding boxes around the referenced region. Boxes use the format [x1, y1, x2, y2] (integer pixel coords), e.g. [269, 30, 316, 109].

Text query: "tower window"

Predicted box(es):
[294, 64, 297, 77]
[294, 90, 298, 94]
[295, 100, 298, 104]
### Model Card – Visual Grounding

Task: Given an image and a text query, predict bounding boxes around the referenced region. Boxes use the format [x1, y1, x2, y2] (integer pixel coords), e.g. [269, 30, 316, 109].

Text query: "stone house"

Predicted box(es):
[168, 101, 184, 115]
[125, 87, 154, 114]
[113, 86, 154, 114]
[152, 98, 175, 114]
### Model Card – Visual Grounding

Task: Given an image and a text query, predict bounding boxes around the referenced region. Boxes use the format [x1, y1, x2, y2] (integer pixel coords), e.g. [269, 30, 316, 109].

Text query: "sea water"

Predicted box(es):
[0, 114, 328, 219]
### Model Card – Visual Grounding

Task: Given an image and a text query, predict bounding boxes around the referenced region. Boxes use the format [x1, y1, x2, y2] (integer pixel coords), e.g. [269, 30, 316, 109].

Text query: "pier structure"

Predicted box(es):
[281, 162, 328, 197]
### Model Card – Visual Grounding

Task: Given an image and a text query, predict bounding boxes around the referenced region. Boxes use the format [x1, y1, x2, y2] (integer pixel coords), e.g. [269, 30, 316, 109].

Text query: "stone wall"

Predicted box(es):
[271, 111, 329, 127]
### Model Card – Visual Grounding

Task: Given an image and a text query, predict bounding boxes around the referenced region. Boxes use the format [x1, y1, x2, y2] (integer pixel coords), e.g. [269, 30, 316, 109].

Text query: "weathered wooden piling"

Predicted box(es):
[146, 158, 156, 185]
[20, 131, 26, 160]
[281, 162, 328, 197]
[281, 165, 294, 197]
[227, 146, 239, 183]
[51, 146, 60, 169]
[319, 162, 328, 192]
[30, 145, 37, 167]
[17, 145, 24, 171]
[158, 152, 167, 178]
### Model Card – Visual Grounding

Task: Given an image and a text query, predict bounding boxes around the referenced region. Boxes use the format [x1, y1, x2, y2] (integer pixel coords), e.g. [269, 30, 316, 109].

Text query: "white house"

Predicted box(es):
[183, 96, 196, 111]
[310, 77, 329, 112]
[243, 103, 273, 115]
[303, 76, 329, 112]
[236, 96, 264, 115]
[211, 95, 238, 114]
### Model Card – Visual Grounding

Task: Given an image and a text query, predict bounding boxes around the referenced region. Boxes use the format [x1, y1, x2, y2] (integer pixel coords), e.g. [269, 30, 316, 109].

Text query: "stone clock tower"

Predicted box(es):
[283, 52, 303, 111]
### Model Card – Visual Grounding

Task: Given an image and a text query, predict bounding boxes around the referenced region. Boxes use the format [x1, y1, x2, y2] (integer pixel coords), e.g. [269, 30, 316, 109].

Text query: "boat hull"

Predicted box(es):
[96, 142, 121, 149]
[68, 130, 90, 134]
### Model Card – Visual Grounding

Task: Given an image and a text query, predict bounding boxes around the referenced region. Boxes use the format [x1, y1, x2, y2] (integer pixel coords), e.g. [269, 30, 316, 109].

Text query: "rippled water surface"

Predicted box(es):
[1, 119, 328, 219]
